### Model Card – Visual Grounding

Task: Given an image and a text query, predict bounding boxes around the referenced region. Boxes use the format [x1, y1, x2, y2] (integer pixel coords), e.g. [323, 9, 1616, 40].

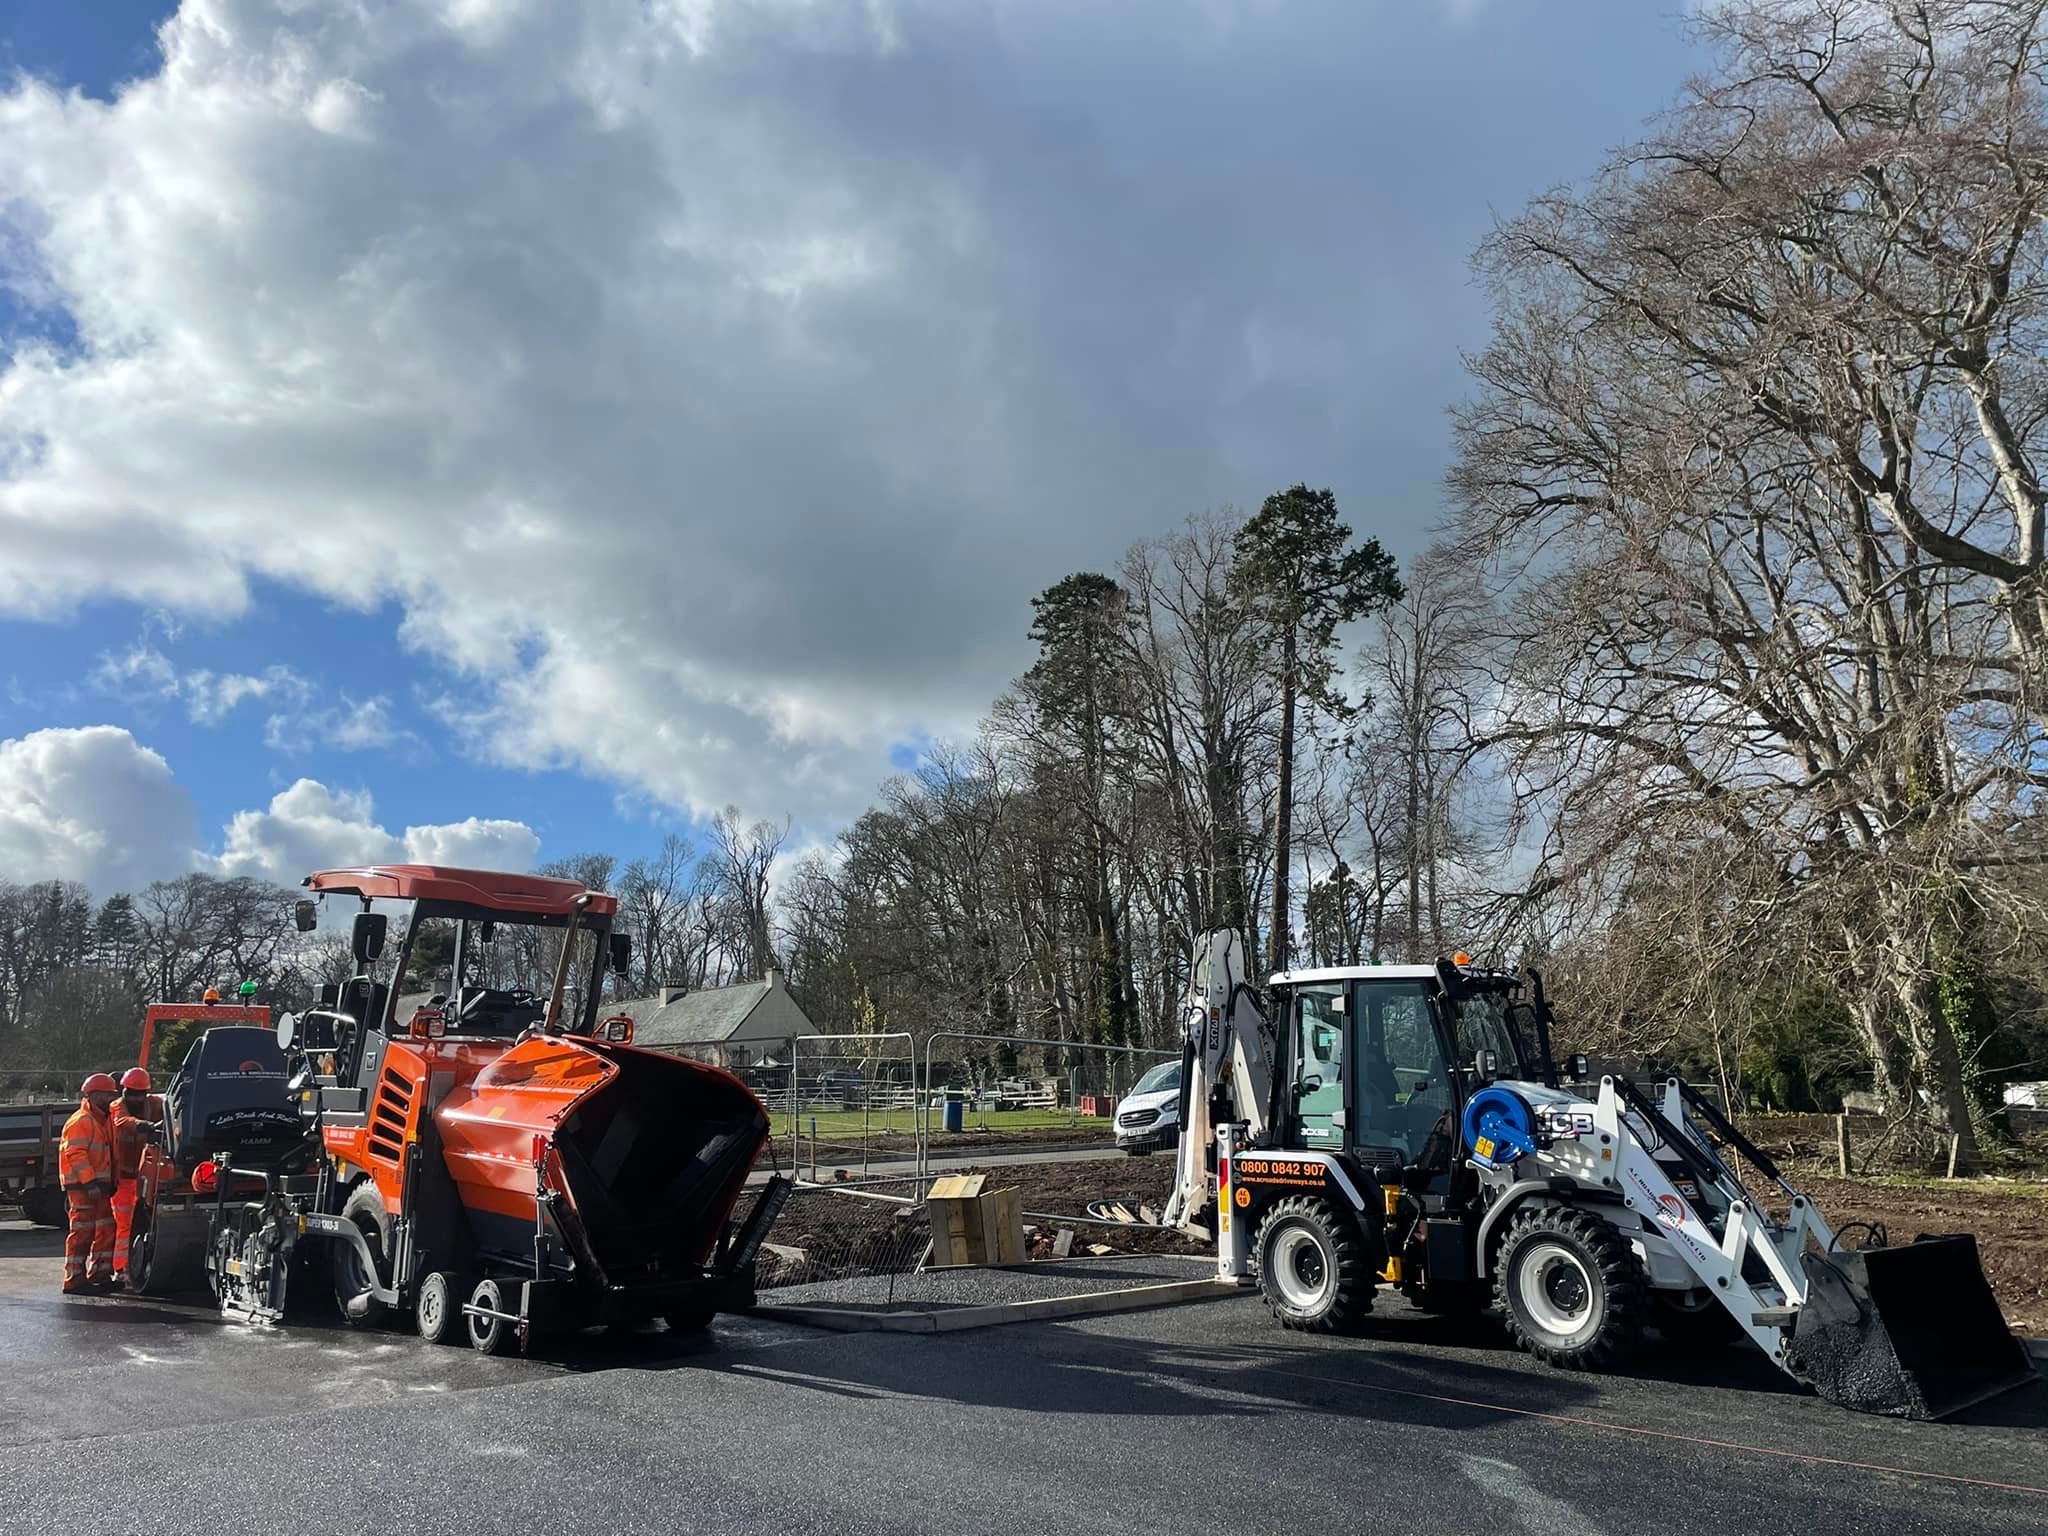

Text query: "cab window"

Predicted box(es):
[1290, 984, 1346, 1145]
[1352, 980, 1452, 1162]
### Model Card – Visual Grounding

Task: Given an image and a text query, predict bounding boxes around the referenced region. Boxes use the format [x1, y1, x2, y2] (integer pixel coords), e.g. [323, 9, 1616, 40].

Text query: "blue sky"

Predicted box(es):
[0, 0, 1704, 896]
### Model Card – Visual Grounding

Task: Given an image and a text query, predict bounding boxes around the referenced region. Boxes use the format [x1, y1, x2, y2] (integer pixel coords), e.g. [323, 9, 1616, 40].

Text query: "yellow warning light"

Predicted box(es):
[1452, 952, 1472, 967]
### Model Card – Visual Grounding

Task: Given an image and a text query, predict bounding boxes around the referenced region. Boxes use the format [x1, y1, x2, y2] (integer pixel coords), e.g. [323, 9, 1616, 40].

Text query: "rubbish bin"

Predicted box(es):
[942, 1095, 964, 1134]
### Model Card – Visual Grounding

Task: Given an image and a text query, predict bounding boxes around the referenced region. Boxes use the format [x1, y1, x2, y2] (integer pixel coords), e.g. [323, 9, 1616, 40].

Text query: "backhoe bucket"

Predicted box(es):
[1784, 1235, 2035, 1420]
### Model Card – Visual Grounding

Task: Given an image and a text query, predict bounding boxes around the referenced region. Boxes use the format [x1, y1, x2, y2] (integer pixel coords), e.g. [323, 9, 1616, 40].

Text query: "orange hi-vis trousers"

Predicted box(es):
[111, 1178, 139, 1274]
[64, 1191, 116, 1290]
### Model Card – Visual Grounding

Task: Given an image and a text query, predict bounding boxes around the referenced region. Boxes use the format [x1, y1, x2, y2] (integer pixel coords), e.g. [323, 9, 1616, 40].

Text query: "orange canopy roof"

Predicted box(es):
[303, 865, 619, 918]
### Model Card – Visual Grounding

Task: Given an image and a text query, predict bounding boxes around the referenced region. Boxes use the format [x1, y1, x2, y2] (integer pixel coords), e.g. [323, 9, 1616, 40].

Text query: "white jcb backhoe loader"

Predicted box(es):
[1157, 931, 2034, 1421]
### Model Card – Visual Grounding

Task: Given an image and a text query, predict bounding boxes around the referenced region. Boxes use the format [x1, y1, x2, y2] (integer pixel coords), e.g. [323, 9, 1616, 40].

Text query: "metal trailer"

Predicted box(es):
[0, 1103, 68, 1227]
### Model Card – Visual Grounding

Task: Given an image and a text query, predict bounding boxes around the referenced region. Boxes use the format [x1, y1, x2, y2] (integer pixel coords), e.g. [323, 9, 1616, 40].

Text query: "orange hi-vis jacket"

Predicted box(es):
[110, 1097, 163, 1180]
[58, 1102, 114, 1191]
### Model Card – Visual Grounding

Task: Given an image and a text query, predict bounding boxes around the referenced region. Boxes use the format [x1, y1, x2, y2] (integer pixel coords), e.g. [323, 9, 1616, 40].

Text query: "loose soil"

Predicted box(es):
[1779, 1176, 2048, 1334]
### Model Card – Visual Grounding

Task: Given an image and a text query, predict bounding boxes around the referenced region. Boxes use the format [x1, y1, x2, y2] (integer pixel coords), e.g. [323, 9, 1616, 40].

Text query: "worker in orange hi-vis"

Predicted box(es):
[58, 1074, 120, 1294]
[109, 1067, 163, 1278]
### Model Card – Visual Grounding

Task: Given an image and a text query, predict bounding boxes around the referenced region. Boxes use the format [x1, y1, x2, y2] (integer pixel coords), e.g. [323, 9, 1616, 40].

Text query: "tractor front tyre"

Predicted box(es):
[1495, 1206, 1645, 1370]
[1254, 1195, 1376, 1333]
[416, 1270, 470, 1346]
[333, 1182, 391, 1328]
[466, 1277, 515, 1357]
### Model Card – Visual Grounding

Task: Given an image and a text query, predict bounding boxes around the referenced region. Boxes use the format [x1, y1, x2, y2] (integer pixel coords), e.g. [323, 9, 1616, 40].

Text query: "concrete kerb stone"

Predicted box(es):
[749, 1276, 1236, 1335]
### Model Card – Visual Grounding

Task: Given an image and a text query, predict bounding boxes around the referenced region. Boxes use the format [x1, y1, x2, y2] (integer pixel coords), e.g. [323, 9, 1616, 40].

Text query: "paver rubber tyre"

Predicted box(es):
[467, 1277, 514, 1356]
[1652, 1289, 1738, 1351]
[125, 1210, 161, 1295]
[1495, 1205, 1645, 1370]
[333, 1181, 391, 1327]
[1255, 1195, 1376, 1333]
[416, 1269, 469, 1345]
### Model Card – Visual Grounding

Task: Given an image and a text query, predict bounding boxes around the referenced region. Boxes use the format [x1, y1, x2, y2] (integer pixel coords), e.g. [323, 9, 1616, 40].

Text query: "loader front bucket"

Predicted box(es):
[1784, 1235, 2035, 1420]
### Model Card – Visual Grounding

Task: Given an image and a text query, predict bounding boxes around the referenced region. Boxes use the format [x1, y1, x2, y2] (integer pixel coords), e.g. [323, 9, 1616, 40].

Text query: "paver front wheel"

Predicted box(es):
[417, 1270, 470, 1346]
[467, 1277, 515, 1356]
[1255, 1195, 1375, 1333]
[1495, 1205, 1645, 1370]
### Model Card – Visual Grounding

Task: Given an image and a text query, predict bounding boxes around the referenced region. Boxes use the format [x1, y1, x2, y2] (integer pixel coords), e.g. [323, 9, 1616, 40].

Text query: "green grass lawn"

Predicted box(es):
[770, 1107, 1112, 1138]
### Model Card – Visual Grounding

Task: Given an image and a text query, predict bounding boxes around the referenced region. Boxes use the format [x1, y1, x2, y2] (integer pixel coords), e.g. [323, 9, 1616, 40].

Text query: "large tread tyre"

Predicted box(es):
[1495, 1205, 1645, 1370]
[1254, 1195, 1377, 1333]
[333, 1182, 392, 1327]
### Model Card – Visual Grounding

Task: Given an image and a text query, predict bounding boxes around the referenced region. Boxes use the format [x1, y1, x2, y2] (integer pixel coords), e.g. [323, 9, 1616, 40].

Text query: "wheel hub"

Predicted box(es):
[1520, 1240, 1597, 1338]
[1270, 1226, 1333, 1311]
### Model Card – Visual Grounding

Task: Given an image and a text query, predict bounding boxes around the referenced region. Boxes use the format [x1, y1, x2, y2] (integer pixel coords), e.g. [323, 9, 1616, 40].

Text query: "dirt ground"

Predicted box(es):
[1774, 1176, 2048, 1334]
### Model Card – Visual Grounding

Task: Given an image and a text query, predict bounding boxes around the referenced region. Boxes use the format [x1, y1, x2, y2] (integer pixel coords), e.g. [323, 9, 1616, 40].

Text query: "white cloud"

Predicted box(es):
[0, 726, 198, 893]
[0, 0, 1540, 831]
[402, 815, 543, 870]
[263, 695, 414, 755]
[93, 642, 312, 724]
[210, 777, 539, 883]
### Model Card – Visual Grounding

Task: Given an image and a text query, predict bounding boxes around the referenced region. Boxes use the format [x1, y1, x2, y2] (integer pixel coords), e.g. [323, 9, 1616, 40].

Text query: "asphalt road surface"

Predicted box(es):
[2, 1219, 2043, 1535]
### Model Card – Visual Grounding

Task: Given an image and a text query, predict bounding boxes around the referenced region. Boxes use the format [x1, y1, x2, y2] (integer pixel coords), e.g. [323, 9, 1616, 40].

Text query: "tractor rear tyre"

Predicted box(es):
[333, 1182, 391, 1327]
[416, 1270, 469, 1346]
[1495, 1205, 1645, 1370]
[1254, 1195, 1375, 1333]
[466, 1277, 514, 1356]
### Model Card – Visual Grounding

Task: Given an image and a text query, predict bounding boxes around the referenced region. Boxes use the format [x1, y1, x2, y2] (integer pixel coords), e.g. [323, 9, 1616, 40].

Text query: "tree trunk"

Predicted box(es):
[1268, 625, 1297, 977]
[1896, 964, 1981, 1168]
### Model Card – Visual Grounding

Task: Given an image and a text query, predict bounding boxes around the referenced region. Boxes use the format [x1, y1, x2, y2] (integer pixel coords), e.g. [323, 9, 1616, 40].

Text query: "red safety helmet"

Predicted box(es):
[81, 1072, 119, 1096]
[120, 1067, 152, 1092]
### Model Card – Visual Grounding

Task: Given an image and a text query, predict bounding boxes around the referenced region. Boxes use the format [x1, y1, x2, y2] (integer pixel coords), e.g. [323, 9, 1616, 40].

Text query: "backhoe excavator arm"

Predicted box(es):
[1160, 930, 1278, 1230]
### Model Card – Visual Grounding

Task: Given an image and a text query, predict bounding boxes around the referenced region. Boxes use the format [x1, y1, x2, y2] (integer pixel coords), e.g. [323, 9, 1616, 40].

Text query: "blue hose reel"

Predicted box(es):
[1462, 1087, 1536, 1172]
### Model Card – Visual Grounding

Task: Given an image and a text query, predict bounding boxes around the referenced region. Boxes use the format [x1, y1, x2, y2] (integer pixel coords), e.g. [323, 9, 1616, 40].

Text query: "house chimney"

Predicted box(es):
[764, 966, 783, 990]
[660, 983, 688, 1007]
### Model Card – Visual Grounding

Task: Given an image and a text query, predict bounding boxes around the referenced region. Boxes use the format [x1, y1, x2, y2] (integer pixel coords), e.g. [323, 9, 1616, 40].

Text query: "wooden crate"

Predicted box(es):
[926, 1174, 1025, 1266]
